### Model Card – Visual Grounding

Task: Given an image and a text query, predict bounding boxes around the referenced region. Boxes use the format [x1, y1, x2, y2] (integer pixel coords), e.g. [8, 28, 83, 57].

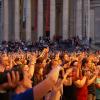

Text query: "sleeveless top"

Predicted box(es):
[76, 76, 88, 100]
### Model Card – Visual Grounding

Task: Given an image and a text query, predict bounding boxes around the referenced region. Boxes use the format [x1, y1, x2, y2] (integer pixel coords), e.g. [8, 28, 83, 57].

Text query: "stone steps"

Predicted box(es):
[91, 44, 100, 51]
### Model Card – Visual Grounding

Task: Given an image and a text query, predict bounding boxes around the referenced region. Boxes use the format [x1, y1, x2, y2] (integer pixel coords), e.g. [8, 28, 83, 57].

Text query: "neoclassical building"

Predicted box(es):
[0, 0, 100, 43]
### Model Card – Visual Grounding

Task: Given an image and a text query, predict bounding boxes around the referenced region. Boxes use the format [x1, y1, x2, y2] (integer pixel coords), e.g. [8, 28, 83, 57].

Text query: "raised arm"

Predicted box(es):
[87, 75, 96, 86]
[33, 66, 61, 100]
[74, 76, 87, 88]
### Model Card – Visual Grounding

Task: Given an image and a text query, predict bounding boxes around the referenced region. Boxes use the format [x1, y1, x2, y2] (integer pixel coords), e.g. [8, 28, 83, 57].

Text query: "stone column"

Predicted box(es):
[76, 0, 82, 40]
[50, 0, 56, 40]
[37, 0, 43, 40]
[0, 0, 3, 41]
[14, 0, 20, 41]
[26, 0, 31, 41]
[3, 0, 9, 41]
[62, 0, 69, 40]
[90, 9, 95, 42]
[82, 0, 86, 39]
[86, 0, 91, 40]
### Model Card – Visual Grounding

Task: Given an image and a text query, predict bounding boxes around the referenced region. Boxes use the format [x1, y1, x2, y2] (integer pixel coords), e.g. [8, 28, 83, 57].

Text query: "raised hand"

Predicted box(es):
[0, 71, 20, 90]
[47, 66, 61, 85]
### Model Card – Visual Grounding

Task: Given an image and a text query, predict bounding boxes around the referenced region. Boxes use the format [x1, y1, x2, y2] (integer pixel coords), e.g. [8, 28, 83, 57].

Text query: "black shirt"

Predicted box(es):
[63, 84, 77, 100]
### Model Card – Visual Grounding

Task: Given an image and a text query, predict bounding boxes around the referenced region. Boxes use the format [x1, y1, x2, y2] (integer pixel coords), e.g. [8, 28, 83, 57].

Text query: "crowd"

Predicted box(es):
[0, 36, 90, 53]
[0, 37, 99, 100]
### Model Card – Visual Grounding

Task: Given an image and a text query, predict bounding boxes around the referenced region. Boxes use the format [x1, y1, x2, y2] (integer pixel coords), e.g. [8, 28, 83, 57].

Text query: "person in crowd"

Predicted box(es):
[33, 57, 47, 86]
[0, 43, 99, 100]
[45, 68, 72, 100]
[95, 65, 100, 100]
[63, 60, 79, 100]
[0, 65, 61, 100]
[74, 57, 98, 100]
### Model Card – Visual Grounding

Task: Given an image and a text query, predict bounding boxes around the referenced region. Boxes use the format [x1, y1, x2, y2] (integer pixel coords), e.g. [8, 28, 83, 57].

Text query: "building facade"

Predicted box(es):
[0, 0, 100, 43]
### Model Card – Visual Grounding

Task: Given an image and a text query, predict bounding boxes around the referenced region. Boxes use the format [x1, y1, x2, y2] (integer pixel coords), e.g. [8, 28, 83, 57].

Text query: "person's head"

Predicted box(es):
[63, 53, 70, 62]
[36, 57, 46, 68]
[81, 58, 88, 67]
[15, 57, 22, 65]
[51, 59, 59, 69]
[54, 52, 60, 60]
[1, 53, 11, 70]
[70, 60, 78, 67]
[15, 64, 32, 90]
[1, 53, 9, 63]
[92, 56, 99, 65]
[70, 60, 78, 81]
[22, 65, 29, 73]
